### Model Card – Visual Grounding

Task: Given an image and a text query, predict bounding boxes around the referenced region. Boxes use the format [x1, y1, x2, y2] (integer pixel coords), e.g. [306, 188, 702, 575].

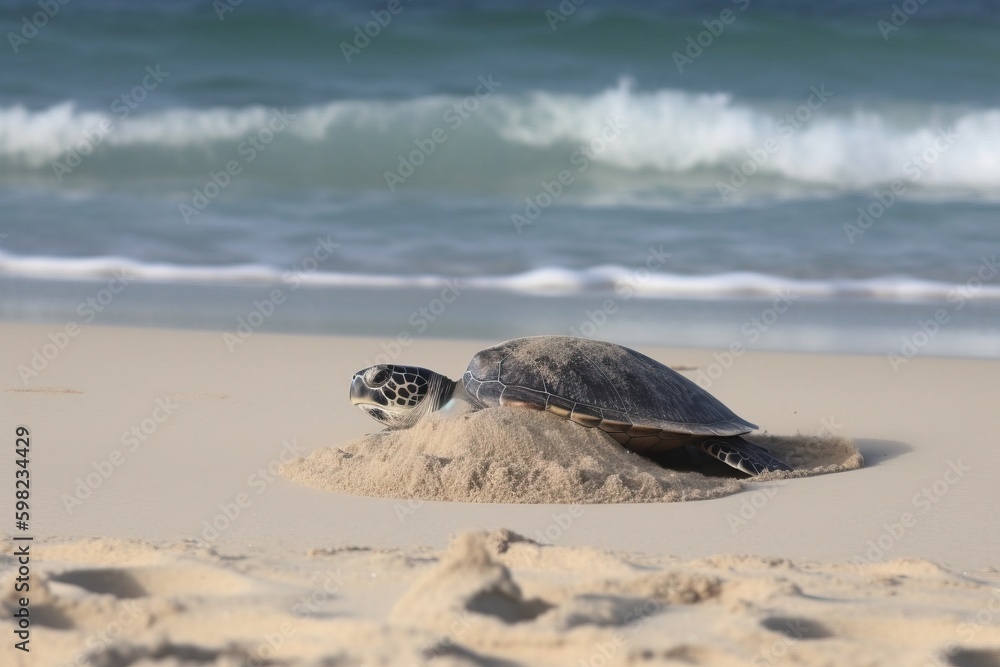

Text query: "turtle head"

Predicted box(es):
[350, 364, 456, 430]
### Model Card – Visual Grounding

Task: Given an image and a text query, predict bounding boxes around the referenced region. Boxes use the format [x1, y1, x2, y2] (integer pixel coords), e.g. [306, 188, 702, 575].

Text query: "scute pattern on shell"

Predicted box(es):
[462, 336, 756, 437]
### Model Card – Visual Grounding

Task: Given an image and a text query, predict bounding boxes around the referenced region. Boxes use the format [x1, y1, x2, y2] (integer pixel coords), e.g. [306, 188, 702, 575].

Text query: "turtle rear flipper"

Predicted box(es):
[699, 436, 793, 476]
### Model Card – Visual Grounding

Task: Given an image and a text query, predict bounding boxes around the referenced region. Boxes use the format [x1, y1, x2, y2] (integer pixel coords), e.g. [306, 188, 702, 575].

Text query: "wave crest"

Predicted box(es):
[2, 81, 999, 194]
[2, 250, 997, 303]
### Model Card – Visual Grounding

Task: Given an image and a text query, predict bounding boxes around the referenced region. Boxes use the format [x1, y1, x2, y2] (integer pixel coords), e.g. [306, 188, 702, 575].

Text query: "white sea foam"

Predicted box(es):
[2, 81, 998, 191]
[2, 251, 997, 302]
[490, 79, 1000, 189]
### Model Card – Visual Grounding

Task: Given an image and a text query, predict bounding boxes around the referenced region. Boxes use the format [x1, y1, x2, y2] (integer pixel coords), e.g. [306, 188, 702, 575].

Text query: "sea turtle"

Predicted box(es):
[349, 335, 792, 476]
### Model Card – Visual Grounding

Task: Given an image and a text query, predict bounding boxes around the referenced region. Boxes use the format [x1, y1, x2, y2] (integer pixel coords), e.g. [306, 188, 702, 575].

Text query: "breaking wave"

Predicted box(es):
[3, 250, 998, 302]
[2, 80, 998, 196]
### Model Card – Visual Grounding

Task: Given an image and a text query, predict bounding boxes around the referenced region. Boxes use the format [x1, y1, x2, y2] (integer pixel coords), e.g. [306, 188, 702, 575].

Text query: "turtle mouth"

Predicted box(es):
[359, 405, 389, 423]
[349, 375, 368, 405]
[350, 375, 389, 407]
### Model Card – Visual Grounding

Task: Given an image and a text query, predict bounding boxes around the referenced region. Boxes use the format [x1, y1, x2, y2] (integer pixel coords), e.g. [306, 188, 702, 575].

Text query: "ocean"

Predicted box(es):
[2, 0, 998, 359]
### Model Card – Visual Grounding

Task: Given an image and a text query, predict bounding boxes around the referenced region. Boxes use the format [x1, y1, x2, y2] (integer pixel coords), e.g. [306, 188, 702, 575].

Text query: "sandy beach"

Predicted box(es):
[5, 1, 1000, 663]
[2, 322, 999, 666]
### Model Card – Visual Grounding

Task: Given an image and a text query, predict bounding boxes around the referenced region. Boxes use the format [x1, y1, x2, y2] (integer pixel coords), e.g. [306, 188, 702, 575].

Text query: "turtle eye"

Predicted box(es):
[369, 369, 391, 386]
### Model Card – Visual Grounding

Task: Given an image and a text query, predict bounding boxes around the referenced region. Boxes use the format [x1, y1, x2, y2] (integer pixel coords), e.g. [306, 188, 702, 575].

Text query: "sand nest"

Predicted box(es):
[282, 408, 862, 503]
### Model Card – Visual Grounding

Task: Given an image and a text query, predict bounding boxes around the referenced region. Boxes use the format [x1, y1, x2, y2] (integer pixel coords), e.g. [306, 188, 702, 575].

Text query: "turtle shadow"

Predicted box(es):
[646, 446, 744, 479]
[853, 438, 912, 468]
[645, 437, 901, 479]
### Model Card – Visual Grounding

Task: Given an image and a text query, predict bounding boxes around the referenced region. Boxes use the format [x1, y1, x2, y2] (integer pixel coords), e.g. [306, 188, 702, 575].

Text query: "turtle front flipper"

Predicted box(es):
[698, 436, 793, 475]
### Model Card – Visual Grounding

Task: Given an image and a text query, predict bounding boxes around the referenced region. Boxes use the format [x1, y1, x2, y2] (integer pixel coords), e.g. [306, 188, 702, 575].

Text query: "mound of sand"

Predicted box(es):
[389, 532, 552, 631]
[281, 408, 862, 503]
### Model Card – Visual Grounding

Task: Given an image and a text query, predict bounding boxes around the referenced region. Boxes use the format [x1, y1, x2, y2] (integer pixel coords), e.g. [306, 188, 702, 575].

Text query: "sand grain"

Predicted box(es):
[282, 407, 862, 503]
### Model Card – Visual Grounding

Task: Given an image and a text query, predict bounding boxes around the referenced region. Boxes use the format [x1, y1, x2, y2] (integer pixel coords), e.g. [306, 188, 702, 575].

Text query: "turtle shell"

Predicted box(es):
[461, 336, 756, 437]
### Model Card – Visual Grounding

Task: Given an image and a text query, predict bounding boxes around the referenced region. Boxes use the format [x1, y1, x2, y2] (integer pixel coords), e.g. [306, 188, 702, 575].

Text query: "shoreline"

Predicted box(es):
[4, 276, 1000, 360]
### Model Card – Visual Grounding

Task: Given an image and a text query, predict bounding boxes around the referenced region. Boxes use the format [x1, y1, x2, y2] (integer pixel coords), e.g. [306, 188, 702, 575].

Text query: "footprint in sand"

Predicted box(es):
[50, 564, 258, 599]
[760, 615, 834, 640]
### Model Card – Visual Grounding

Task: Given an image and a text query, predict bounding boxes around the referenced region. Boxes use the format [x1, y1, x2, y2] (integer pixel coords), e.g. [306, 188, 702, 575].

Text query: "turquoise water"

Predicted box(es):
[1, 0, 998, 357]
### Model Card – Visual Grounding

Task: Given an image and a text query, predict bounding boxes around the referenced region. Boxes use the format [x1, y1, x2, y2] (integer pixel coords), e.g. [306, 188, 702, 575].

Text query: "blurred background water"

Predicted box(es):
[2, 0, 998, 357]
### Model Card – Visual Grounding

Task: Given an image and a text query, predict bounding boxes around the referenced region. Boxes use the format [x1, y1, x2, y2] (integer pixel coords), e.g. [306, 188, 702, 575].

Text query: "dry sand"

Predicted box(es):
[2, 323, 999, 665]
[3, 530, 999, 666]
[283, 408, 861, 503]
